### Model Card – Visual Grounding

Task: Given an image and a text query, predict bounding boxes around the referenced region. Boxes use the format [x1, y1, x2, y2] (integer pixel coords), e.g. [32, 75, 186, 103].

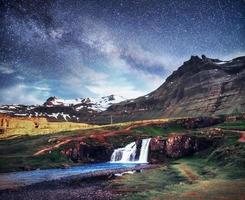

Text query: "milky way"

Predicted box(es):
[0, 0, 244, 104]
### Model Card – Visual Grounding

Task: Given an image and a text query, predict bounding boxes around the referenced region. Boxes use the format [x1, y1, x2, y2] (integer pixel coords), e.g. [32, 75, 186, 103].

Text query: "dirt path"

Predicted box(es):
[176, 163, 199, 183]
[33, 121, 167, 156]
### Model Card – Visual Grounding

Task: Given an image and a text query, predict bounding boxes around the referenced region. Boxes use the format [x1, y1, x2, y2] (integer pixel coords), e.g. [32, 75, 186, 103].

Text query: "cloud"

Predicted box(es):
[124, 44, 178, 71]
[0, 65, 15, 74]
[57, 43, 165, 99]
[87, 84, 145, 99]
[49, 28, 64, 39]
[0, 84, 50, 105]
[81, 22, 182, 72]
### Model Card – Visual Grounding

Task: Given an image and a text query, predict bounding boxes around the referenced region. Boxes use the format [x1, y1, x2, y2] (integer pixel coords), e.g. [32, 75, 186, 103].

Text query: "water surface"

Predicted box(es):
[0, 163, 139, 189]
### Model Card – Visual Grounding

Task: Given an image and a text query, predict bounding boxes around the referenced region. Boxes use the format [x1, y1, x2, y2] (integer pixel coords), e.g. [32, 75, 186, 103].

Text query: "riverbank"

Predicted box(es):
[0, 174, 119, 200]
[0, 163, 157, 190]
[0, 164, 159, 200]
[1, 158, 244, 200]
[0, 118, 244, 199]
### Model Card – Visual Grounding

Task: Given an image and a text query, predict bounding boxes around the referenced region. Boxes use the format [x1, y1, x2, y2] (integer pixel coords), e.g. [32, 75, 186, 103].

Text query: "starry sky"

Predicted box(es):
[0, 0, 244, 105]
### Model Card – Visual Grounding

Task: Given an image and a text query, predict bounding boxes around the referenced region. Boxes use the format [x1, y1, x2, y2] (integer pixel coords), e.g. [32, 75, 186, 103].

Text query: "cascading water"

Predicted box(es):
[110, 138, 151, 163]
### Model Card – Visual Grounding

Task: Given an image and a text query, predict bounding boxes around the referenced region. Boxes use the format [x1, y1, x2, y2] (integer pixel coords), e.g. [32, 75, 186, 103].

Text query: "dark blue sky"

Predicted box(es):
[0, 0, 244, 104]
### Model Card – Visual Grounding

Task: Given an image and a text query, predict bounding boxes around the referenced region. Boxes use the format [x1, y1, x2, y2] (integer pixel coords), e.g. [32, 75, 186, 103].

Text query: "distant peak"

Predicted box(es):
[185, 55, 224, 65]
[190, 55, 201, 61]
[184, 55, 203, 65]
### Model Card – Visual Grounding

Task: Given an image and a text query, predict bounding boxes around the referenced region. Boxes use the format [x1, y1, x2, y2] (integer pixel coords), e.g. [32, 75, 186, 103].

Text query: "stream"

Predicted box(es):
[0, 138, 151, 190]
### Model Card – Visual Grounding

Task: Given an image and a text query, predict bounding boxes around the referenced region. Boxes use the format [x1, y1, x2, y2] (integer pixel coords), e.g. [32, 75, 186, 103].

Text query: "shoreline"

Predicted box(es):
[0, 164, 159, 191]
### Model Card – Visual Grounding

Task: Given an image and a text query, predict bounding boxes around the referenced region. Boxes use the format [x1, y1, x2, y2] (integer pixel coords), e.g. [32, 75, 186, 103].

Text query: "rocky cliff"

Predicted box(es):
[96, 55, 245, 123]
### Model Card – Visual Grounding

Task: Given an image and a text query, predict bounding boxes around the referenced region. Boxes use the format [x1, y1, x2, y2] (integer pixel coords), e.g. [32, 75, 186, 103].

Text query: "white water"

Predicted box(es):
[110, 138, 151, 163]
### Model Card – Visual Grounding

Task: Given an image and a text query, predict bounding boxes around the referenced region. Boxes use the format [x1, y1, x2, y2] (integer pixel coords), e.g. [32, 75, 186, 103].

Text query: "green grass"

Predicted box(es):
[132, 124, 186, 137]
[113, 153, 245, 200]
[111, 166, 188, 200]
[0, 128, 99, 172]
[216, 120, 245, 130]
[110, 125, 245, 200]
[0, 132, 75, 172]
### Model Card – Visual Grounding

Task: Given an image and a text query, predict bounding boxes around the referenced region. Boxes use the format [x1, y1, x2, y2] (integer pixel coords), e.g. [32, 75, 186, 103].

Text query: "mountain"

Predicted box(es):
[0, 55, 244, 124]
[95, 55, 245, 123]
[0, 95, 126, 122]
[43, 95, 126, 111]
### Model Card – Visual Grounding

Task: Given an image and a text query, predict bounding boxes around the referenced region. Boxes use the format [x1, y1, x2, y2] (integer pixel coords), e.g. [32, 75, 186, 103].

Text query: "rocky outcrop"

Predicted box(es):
[63, 131, 212, 164]
[165, 134, 196, 158]
[148, 133, 212, 162]
[63, 142, 113, 163]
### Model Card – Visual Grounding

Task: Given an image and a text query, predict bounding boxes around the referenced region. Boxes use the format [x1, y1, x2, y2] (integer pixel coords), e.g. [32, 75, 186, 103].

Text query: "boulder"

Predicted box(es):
[166, 134, 196, 158]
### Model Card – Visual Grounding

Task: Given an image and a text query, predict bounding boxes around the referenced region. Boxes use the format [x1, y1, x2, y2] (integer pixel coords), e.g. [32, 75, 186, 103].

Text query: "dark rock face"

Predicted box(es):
[63, 132, 212, 164]
[149, 136, 166, 163]
[79, 144, 113, 162]
[97, 55, 245, 124]
[148, 134, 212, 162]
[168, 117, 223, 129]
[64, 143, 113, 163]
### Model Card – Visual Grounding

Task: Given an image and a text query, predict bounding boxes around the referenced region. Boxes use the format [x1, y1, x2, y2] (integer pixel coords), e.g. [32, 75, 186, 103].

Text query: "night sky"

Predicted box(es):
[0, 0, 244, 105]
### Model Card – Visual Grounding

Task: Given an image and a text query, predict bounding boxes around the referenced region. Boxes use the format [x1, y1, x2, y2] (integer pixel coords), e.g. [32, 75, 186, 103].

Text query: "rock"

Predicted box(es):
[165, 134, 196, 158]
[148, 133, 212, 159]
[71, 148, 78, 162]
[22, 165, 32, 171]
[149, 136, 166, 163]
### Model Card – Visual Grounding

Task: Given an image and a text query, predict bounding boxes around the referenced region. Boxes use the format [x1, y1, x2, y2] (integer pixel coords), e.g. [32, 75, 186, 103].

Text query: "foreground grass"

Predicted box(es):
[215, 120, 245, 131]
[0, 127, 105, 172]
[112, 155, 245, 200]
[109, 123, 245, 200]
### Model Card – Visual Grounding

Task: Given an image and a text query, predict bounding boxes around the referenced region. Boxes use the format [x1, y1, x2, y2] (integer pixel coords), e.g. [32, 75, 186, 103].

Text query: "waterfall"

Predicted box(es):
[110, 138, 151, 163]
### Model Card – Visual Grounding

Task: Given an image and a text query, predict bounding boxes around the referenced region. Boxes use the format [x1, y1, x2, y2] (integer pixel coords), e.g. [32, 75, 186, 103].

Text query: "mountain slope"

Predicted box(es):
[96, 55, 245, 123]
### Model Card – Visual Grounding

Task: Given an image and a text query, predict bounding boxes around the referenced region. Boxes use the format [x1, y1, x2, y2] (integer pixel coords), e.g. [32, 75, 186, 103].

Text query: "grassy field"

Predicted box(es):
[0, 117, 244, 200]
[0, 118, 173, 172]
[0, 117, 171, 139]
[131, 124, 186, 137]
[105, 120, 245, 199]
[110, 129, 245, 200]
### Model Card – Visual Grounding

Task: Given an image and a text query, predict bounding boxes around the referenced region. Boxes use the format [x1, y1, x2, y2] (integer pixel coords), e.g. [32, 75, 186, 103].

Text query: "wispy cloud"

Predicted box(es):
[0, 84, 49, 105]
[86, 84, 145, 99]
[0, 65, 15, 74]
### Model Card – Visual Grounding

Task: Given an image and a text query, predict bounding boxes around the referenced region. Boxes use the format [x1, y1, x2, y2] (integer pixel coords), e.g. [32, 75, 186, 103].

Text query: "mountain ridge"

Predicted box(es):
[0, 55, 244, 124]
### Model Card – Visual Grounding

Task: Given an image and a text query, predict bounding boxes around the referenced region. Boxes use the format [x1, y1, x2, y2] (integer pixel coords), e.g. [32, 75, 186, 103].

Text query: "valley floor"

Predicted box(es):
[0, 118, 244, 199]
[0, 158, 244, 200]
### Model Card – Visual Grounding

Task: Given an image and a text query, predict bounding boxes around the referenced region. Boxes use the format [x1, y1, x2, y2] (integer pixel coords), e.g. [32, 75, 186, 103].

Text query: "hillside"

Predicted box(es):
[96, 55, 245, 123]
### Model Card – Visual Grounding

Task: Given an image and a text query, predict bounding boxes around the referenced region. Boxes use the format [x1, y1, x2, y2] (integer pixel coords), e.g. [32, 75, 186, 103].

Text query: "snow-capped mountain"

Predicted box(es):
[0, 95, 127, 122]
[43, 95, 126, 111]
